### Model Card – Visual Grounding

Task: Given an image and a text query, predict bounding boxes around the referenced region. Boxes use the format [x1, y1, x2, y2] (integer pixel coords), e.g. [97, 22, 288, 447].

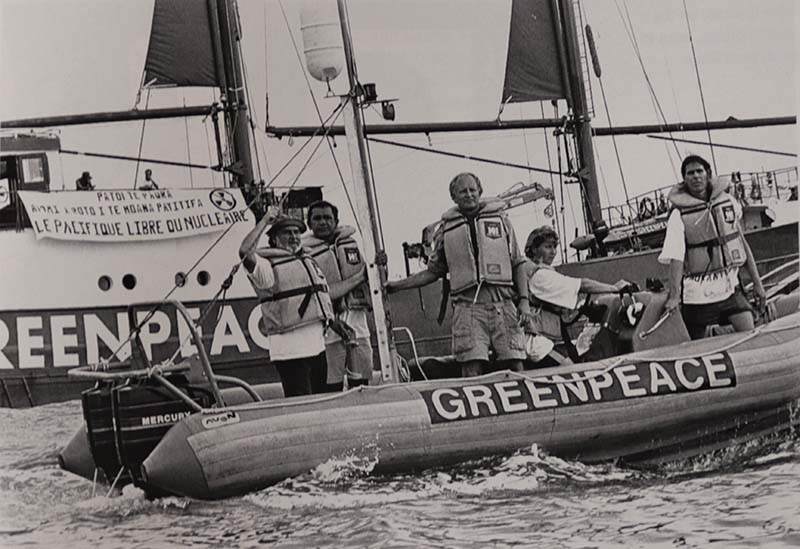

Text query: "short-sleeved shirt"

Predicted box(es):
[658, 202, 743, 305]
[527, 267, 582, 310]
[246, 254, 326, 361]
[426, 205, 524, 303]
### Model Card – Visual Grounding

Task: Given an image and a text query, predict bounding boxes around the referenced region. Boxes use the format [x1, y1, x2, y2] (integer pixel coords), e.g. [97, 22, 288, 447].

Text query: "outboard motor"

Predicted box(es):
[580, 290, 690, 361]
[81, 381, 127, 484]
[111, 374, 212, 487]
[79, 373, 212, 490]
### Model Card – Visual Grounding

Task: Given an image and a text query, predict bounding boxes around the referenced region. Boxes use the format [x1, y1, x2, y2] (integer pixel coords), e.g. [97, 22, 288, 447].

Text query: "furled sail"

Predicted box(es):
[501, 0, 567, 103]
[142, 0, 222, 87]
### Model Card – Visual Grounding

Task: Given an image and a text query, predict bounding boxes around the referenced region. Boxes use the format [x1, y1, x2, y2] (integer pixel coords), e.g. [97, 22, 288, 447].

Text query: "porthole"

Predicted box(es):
[122, 274, 137, 290]
[98, 275, 112, 291]
[175, 272, 187, 287]
[197, 270, 210, 286]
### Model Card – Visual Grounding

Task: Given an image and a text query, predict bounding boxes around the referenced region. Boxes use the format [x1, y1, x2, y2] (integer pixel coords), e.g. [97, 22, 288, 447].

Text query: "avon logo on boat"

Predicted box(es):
[141, 411, 192, 426]
[421, 352, 736, 424]
[201, 411, 240, 429]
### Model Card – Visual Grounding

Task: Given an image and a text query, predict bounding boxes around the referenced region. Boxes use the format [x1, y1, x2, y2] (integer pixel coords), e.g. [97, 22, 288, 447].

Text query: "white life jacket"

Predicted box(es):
[526, 261, 568, 341]
[255, 247, 333, 334]
[440, 200, 514, 294]
[302, 225, 370, 309]
[668, 178, 747, 277]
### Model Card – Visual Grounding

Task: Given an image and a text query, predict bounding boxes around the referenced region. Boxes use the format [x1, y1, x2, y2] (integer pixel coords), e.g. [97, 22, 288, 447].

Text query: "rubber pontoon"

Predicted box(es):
[60, 293, 800, 500]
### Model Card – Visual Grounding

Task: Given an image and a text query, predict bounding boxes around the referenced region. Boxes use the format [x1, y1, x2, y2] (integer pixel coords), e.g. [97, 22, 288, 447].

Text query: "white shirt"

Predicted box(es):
[247, 254, 326, 361]
[528, 266, 582, 310]
[658, 203, 742, 305]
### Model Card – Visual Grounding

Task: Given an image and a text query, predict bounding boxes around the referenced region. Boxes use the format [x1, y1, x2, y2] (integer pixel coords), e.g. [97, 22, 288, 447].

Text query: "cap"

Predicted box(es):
[267, 214, 307, 236]
[524, 225, 558, 256]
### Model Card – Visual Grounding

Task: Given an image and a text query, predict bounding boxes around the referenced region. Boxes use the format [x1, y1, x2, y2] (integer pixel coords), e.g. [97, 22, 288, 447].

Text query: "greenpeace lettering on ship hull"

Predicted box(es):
[421, 353, 735, 424]
[0, 301, 269, 369]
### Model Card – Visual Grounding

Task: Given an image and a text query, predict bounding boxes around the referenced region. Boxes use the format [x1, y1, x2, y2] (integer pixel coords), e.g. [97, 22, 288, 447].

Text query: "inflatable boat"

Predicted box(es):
[59, 292, 800, 500]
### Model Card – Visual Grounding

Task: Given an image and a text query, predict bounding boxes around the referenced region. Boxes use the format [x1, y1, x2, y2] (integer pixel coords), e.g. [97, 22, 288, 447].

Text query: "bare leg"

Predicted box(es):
[728, 311, 755, 333]
[496, 359, 524, 372]
[459, 360, 485, 378]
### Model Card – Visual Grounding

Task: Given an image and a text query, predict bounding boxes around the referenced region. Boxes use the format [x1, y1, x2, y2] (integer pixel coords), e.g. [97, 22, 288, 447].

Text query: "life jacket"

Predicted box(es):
[255, 247, 333, 334]
[668, 178, 747, 277]
[440, 200, 514, 295]
[526, 261, 568, 341]
[302, 225, 370, 309]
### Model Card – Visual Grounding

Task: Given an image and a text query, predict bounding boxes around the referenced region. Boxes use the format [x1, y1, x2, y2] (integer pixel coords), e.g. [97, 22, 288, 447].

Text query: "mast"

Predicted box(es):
[216, 0, 256, 192]
[558, 0, 602, 237]
[336, 0, 398, 383]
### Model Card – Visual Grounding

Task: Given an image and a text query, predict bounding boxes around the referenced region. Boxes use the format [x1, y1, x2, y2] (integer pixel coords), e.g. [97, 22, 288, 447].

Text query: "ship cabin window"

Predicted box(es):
[0, 153, 50, 231]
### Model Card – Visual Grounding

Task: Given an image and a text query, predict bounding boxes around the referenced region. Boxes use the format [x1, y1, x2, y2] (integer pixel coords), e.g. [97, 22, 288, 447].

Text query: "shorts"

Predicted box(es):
[681, 287, 753, 340]
[325, 336, 374, 384]
[451, 300, 525, 362]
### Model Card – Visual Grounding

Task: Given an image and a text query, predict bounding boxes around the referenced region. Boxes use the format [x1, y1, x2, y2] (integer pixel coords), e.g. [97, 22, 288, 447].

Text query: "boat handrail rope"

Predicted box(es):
[392, 326, 427, 381]
[213, 375, 262, 402]
[68, 361, 189, 380]
[506, 320, 800, 387]
[181, 319, 800, 415]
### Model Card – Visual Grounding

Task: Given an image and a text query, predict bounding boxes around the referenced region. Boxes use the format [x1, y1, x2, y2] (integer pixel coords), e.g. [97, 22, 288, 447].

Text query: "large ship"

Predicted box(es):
[2, 0, 796, 409]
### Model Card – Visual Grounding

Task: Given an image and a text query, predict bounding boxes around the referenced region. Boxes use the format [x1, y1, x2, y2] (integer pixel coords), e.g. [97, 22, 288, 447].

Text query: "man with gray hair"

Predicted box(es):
[386, 172, 532, 377]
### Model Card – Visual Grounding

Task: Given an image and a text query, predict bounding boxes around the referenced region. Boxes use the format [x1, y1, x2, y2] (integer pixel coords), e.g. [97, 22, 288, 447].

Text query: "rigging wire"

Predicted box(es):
[132, 89, 151, 189]
[277, 0, 360, 234]
[681, 0, 716, 172]
[554, 107, 568, 264]
[646, 135, 797, 158]
[596, 71, 631, 214]
[661, 50, 681, 179]
[239, 43, 265, 183]
[182, 95, 195, 188]
[614, 0, 681, 161]
[367, 137, 564, 176]
[340, 0, 384, 245]
[203, 92, 217, 187]
[519, 105, 534, 185]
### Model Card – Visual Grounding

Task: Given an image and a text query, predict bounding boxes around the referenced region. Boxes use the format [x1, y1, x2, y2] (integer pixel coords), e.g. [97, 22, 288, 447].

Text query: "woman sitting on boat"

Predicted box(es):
[238, 209, 366, 397]
[523, 225, 630, 366]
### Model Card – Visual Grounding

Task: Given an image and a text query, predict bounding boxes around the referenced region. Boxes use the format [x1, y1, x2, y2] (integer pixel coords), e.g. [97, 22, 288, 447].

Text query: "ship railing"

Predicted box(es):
[601, 166, 798, 228]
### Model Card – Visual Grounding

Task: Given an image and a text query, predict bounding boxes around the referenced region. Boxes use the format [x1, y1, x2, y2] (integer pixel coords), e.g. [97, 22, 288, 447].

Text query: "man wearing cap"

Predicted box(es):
[386, 172, 532, 377]
[75, 171, 94, 191]
[239, 208, 366, 397]
[302, 200, 373, 391]
[659, 154, 766, 339]
[523, 225, 629, 365]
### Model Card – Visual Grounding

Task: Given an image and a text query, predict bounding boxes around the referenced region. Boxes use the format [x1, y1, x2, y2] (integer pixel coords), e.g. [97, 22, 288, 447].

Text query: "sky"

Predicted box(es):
[1, 0, 797, 276]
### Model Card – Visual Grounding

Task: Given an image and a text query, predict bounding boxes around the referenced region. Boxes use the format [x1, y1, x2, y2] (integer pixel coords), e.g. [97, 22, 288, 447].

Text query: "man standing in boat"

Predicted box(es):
[660, 154, 766, 339]
[385, 172, 532, 377]
[302, 200, 373, 391]
[239, 209, 366, 396]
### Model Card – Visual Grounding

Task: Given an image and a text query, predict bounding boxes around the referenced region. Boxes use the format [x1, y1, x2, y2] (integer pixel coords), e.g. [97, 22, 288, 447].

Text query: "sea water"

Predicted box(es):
[1, 400, 798, 548]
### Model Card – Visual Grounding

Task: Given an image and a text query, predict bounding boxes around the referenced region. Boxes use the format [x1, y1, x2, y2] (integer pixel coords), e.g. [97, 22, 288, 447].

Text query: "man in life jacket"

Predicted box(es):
[523, 225, 630, 366]
[659, 154, 766, 340]
[302, 200, 374, 391]
[239, 208, 360, 397]
[385, 172, 533, 377]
